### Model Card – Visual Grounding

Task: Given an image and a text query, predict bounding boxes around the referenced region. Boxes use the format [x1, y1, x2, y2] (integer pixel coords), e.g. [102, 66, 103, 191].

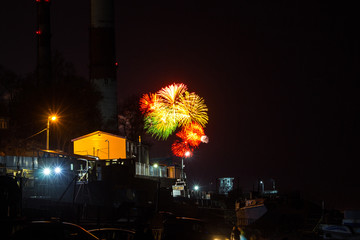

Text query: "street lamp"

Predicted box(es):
[194, 185, 200, 200]
[153, 163, 159, 176]
[181, 151, 191, 181]
[153, 163, 160, 212]
[46, 115, 57, 150]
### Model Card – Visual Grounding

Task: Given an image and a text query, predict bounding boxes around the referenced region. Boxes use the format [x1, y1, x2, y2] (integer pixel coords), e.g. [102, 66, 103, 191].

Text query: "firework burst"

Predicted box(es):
[139, 93, 160, 114]
[140, 83, 209, 145]
[144, 109, 178, 140]
[178, 91, 208, 127]
[171, 140, 193, 158]
[176, 122, 205, 147]
[157, 83, 187, 106]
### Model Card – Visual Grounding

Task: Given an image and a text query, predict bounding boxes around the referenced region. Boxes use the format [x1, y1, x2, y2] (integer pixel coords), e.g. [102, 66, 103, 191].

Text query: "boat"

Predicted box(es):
[319, 210, 360, 239]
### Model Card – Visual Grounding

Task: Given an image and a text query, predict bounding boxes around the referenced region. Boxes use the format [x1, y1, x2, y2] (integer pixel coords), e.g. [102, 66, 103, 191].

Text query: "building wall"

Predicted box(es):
[167, 166, 181, 179]
[73, 132, 126, 160]
[0, 117, 9, 129]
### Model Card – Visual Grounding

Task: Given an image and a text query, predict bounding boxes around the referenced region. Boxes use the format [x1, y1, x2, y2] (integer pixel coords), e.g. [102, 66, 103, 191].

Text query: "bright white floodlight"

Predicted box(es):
[54, 167, 62, 174]
[194, 185, 199, 191]
[43, 168, 51, 176]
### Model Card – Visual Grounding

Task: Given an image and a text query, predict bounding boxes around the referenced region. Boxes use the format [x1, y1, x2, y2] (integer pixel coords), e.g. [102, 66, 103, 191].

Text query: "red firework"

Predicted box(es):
[176, 122, 205, 147]
[139, 93, 158, 114]
[171, 140, 193, 158]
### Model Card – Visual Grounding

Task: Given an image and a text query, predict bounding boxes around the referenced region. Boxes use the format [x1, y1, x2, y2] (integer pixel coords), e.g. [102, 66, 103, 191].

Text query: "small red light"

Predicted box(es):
[36, 30, 41, 35]
[36, 0, 40, 2]
[115, 62, 118, 66]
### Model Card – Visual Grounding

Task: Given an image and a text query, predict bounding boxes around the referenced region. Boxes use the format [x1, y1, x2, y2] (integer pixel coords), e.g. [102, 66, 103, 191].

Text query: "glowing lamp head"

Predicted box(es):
[43, 168, 51, 176]
[153, 163, 158, 168]
[194, 185, 199, 191]
[50, 116, 57, 121]
[184, 151, 191, 158]
[54, 167, 62, 174]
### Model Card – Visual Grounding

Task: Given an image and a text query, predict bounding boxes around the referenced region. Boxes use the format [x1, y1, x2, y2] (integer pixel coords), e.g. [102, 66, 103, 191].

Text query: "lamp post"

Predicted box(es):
[105, 139, 110, 160]
[181, 151, 191, 181]
[181, 158, 184, 180]
[194, 185, 200, 201]
[153, 163, 159, 176]
[153, 163, 160, 212]
[179, 151, 191, 198]
[46, 115, 57, 150]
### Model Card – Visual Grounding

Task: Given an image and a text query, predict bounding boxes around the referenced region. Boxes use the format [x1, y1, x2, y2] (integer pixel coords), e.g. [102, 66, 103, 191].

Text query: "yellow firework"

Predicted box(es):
[178, 91, 208, 127]
[144, 108, 178, 140]
[157, 83, 187, 106]
[141, 83, 209, 140]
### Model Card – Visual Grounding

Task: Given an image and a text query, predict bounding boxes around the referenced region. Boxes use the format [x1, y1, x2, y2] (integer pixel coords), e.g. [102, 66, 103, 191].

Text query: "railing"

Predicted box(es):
[135, 162, 167, 178]
[238, 218, 257, 226]
[0, 156, 38, 170]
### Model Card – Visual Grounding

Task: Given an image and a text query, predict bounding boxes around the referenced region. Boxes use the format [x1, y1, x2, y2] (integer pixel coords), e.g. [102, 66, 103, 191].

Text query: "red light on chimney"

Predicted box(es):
[36, 30, 41, 35]
[115, 62, 119, 67]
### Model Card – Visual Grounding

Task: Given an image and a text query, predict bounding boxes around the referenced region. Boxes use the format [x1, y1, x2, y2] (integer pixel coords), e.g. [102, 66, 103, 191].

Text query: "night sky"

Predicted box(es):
[1, 1, 359, 210]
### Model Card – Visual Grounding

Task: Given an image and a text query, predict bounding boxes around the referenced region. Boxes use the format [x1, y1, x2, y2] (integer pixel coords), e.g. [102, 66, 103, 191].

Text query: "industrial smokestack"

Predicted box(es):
[36, 0, 52, 85]
[90, 0, 118, 132]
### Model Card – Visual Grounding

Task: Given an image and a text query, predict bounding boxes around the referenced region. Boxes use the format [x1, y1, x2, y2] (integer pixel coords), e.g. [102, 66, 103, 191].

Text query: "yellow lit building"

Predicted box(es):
[72, 131, 127, 160]
[71, 131, 182, 183]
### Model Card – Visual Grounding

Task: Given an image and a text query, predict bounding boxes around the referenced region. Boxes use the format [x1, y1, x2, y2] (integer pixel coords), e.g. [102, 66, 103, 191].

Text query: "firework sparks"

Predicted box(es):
[157, 83, 187, 106]
[139, 93, 160, 114]
[140, 83, 209, 143]
[144, 110, 178, 140]
[171, 140, 193, 158]
[178, 91, 208, 127]
[176, 122, 205, 147]
[200, 135, 209, 143]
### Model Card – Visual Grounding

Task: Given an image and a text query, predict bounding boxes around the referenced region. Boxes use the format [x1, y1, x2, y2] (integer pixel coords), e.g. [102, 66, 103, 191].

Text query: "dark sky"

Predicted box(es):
[1, 1, 359, 210]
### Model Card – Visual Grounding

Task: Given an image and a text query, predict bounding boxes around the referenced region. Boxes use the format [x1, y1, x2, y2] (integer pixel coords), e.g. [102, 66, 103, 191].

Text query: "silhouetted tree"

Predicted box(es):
[118, 95, 153, 146]
[0, 65, 22, 154]
[1, 54, 102, 154]
[0, 65, 21, 108]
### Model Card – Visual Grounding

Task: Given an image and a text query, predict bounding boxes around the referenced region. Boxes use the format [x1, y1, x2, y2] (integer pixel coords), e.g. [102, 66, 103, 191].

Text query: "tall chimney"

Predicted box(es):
[36, 0, 52, 85]
[90, 0, 118, 132]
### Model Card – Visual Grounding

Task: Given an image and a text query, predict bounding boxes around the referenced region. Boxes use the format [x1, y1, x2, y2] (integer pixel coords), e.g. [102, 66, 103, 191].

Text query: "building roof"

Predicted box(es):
[39, 149, 98, 161]
[71, 130, 125, 142]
